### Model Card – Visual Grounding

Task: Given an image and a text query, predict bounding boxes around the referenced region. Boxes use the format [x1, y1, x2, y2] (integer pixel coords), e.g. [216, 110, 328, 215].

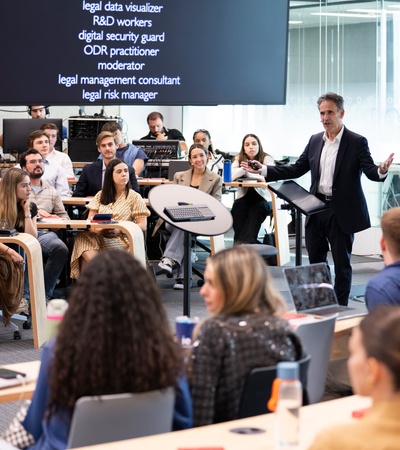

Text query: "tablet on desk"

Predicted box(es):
[90, 214, 117, 223]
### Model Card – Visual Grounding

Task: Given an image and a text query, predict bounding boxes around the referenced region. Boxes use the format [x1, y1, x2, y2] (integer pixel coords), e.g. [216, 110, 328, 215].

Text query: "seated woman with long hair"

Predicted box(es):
[70, 158, 149, 278]
[231, 134, 275, 244]
[309, 305, 400, 450]
[0, 167, 37, 257]
[158, 143, 222, 290]
[17, 250, 192, 449]
[0, 167, 38, 315]
[188, 245, 303, 426]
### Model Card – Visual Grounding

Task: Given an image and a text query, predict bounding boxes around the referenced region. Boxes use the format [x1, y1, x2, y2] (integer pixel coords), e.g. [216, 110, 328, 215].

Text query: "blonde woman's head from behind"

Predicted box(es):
[200, 246, 285, 316]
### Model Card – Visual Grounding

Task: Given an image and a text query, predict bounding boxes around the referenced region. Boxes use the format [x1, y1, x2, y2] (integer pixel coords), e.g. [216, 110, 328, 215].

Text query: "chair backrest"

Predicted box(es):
[237, 354, 311, 419]
[67, 388, 175, 449]
[294, 315, 336, 404]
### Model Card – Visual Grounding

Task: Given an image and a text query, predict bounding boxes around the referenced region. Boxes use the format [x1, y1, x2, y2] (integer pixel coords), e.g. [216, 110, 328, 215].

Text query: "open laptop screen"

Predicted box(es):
[283, 263, 338, 312]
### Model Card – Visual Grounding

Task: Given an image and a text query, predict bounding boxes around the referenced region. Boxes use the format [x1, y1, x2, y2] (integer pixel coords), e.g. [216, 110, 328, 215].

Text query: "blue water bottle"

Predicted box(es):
[223, 159, 232, 183]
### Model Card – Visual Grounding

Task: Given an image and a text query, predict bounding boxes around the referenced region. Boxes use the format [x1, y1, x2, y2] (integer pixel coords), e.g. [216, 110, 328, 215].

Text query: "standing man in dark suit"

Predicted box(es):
[73, 131, 139, 197]
[244, 92, 394, 305]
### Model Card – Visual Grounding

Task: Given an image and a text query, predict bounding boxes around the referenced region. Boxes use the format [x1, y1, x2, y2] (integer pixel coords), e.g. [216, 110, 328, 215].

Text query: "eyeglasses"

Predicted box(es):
[26, 159, 44, 165]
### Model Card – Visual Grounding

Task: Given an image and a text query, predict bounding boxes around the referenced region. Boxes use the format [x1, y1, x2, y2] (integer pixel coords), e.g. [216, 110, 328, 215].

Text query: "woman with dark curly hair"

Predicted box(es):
[19, 250, 192, 449]
[188, 245, 302, 426]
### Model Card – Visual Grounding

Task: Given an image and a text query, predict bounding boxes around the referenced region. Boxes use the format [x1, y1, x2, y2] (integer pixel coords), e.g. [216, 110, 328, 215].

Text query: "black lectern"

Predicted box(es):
[268, 180, 327, 266]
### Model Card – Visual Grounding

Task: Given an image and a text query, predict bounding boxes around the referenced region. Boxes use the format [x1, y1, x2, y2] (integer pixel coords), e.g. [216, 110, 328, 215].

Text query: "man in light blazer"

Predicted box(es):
[243, 92, 394, 305]
[73, 131, 139, 198]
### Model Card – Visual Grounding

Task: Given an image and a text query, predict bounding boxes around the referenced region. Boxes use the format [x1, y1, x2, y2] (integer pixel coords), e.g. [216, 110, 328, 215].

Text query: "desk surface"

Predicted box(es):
[62, 196, 93, 205]
[0, 361, 40, 403]
[148, 184, 233, 236]
[73, 395, 371, 449]
[137, 178, 269, 189]
[36, 219, 146, 266]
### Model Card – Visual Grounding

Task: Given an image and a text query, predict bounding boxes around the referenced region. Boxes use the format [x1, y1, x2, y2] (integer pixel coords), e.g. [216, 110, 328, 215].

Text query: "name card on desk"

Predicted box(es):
[282, 312, 325, 329]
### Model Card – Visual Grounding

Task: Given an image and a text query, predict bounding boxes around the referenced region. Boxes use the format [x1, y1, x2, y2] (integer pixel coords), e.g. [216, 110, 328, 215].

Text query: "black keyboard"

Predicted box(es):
[164, 204, 215, 222]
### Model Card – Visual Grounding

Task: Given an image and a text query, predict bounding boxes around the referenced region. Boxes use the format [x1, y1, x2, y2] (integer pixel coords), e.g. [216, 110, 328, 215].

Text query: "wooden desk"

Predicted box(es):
[37, 220, 146, 267]
[331, 316, 363, 360]
[225, 181, 291, 266]
[0, 361, 40, 403]
[0, 234, 47, 349]
[138, 178, 172, 186]
[62, 197, 93, 206]
[74, 395, 371, 450]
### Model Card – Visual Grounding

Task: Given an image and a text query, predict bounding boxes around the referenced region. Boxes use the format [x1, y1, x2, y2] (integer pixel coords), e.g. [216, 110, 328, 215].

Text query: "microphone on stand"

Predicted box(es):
[215, 149, 234, 160]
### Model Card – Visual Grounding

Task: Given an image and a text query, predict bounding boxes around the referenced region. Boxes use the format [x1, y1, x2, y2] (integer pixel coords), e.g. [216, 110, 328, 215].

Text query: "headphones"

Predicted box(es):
[28, 105, 50, 116]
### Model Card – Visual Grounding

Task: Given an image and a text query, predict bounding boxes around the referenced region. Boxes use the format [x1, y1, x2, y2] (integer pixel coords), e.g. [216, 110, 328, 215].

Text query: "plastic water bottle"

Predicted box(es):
[223, 159, 232, 183]
[276, 361, 302, 448]
[46, 299, 69, 339]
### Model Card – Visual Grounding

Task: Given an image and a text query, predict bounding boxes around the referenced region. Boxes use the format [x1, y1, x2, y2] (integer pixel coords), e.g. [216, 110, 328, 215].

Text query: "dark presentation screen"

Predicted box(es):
[0, 0, 289, 106]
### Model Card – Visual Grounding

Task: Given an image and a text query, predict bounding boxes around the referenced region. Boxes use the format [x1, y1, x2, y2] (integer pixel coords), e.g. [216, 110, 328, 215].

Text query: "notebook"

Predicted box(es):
[164, 204, 215, 222]
[283, 263, 367, 320]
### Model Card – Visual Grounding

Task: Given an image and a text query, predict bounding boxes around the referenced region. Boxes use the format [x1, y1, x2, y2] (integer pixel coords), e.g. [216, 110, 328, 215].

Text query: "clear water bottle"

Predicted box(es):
[46, 299, 69, 340]
[223, 159, 232, 182]
[276, 361, 302, 448]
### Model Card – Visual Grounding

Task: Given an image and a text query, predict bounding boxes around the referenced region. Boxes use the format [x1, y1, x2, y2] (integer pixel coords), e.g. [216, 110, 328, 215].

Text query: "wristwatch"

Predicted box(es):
[25, 214, 32, 219]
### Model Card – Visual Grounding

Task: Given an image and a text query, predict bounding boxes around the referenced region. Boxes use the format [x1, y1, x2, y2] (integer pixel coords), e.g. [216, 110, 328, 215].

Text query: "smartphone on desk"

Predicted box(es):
[90, 214, 118, 224]
[0, 368, 26, 379]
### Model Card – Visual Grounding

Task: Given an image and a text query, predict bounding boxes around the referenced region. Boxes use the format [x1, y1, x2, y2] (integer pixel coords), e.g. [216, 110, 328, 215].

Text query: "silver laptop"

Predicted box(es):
[283, 263, 367, 320]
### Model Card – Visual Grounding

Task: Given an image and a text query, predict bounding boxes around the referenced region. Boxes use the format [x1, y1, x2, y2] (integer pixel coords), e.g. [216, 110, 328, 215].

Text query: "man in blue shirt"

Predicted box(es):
[101, 121, 148, 176]
[365, 207, 400, 310]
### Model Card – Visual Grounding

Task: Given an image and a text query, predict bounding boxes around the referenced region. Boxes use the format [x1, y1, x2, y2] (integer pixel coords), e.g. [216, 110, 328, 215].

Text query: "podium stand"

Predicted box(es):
[268, 181, 327, 266]
[148, 184, 233, 316]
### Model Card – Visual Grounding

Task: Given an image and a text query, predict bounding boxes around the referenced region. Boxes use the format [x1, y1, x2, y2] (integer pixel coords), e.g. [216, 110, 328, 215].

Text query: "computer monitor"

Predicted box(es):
[2, 118, 63, 154]
[132, 140, 182, 162]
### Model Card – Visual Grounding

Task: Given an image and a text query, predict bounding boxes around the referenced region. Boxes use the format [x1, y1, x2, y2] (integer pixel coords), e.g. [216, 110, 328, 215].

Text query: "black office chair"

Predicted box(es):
[236, 354, 311, 419]
[247, 243, 278, 265]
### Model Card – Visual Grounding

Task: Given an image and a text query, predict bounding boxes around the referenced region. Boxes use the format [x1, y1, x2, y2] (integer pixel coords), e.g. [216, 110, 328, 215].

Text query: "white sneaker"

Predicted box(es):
[191, 250, 198, 263]
[16, 298, 30, 315]
[173, 279, 193, 290]
[158, 257, 174, 275]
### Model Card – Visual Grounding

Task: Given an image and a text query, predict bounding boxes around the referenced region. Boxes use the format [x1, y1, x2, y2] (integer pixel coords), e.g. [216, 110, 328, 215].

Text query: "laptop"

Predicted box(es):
[164, 204, 215, 222]
[283, 263, 367, 320]
[167, 160, 191, 180]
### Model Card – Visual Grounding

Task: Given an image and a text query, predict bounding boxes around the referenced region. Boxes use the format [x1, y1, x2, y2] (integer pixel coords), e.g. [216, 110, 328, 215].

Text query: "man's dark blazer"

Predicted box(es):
[73, 160, 140, 197]
[266, 127, 384, 234]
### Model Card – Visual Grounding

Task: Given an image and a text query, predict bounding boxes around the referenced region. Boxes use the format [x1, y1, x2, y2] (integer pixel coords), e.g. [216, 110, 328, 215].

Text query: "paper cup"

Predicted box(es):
[175, 315, 199, 348]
